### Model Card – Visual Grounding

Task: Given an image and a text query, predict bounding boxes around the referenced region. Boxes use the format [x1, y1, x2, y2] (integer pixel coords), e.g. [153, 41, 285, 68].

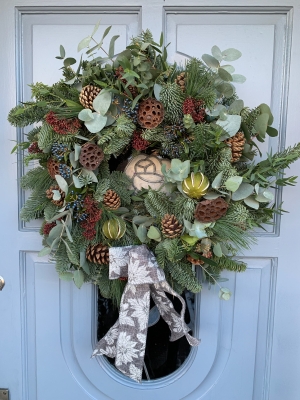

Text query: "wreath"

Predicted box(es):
[8, 24, 300, 382]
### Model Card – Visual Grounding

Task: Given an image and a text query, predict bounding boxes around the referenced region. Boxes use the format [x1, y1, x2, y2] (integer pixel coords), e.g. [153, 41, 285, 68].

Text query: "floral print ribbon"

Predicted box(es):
[92, 245, 200, 382]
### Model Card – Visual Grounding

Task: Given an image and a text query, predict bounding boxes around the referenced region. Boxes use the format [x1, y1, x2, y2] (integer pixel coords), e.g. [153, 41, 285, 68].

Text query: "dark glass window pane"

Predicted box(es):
[97, 289, 195, 380]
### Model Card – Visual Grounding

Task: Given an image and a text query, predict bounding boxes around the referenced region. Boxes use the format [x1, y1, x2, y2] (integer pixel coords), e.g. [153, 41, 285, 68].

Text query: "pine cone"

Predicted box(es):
[86, 243, 109, 265]
[194, 198, 228, 223]
[161, 214, 183, 238]
[46, 185, 65, 207]
[79, 85, 101, 110]
[47, 158, 60, 179]
[225, 132, 246, 162]
[103, 189, 121, 210]
[175, 72, 186, 91]
[186, 254, 204, 265]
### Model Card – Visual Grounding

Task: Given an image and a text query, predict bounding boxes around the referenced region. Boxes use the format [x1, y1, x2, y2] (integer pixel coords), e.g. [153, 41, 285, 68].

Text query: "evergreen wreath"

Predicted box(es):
[9, 24, 300, 305]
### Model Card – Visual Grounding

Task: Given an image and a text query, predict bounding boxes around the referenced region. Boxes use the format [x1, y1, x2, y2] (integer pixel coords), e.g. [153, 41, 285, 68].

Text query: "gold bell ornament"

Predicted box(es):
[182, 172, 209, 199]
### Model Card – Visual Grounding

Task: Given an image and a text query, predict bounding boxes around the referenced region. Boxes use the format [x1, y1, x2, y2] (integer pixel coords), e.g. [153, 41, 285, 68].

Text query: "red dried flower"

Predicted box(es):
[183, 98, 206, 123]
[43, 222, 56, 235]
[81, 196, 102, 240]
[28, 142, 43, 154]
[132, 130, 150, 151]
[45, 111, 81, 135]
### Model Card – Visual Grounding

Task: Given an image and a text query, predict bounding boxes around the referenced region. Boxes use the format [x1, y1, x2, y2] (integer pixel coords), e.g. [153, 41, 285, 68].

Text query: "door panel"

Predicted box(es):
[1, 2, 300, 400]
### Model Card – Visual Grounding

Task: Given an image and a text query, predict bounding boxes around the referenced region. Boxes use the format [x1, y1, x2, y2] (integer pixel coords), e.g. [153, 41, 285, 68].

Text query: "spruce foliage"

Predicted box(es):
[160, 83, 184, 124]
[8, 104, 47, 127]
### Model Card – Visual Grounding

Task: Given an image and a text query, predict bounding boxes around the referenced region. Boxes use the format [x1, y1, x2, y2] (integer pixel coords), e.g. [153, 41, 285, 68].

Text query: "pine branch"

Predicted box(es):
[166, 261, 202, 293]
[20, 167, 53, 191]
[160, 83, 184, 125]
[8, 103, 47, 127]
[20, 189, 51, 221]
[174, 196, 197, 222]
[144, 190, 173, 218]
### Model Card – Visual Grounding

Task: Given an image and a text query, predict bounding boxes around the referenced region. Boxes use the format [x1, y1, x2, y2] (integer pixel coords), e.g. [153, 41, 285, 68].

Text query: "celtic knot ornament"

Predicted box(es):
[124, 154, 171, 192]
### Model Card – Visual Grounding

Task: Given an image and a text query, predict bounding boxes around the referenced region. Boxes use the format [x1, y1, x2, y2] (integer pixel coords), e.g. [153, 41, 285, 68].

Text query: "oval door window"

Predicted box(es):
[97, 289, 195, 380]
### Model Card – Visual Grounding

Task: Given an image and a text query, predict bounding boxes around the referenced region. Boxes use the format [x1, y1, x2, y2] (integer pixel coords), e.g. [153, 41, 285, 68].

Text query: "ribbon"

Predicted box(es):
[92, 245, 200, 382]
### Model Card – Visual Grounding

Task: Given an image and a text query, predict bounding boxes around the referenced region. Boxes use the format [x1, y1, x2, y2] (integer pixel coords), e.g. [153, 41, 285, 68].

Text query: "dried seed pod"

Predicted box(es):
[47, 158, 60, 179]
[138, 98, 164, 129]
[194, 198, 228, 223]
[79, 143, 104, 170]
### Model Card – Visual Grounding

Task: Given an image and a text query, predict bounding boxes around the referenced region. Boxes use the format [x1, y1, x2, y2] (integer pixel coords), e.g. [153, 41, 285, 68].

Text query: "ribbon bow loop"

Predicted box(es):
[92, 245, 200, 382]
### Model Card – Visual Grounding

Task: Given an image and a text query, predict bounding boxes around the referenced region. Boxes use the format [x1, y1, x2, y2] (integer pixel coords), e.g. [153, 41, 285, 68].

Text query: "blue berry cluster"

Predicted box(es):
[65, 192, 88, 222]
[164, 124, 186, 141]
[52, 143, 68, 161]
[58, 164, 72, 179]
[122, 98, 139, 123]
[161, 142, 182, 158]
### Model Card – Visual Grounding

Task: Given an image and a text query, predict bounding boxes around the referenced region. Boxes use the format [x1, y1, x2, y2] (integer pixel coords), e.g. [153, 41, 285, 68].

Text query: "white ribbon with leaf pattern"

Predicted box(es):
[92, 244, 200, 382]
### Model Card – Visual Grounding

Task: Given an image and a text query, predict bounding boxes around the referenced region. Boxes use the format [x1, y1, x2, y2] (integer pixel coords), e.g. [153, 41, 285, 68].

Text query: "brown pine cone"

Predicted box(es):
[86, 243, 109, 265]
[103, 189, 121, 210]
[225, 132, 246, 162]
[186, 254, 204, 265]
[194, 198, 228, 223]
[175, 72, 186, 91]
[79, 85, 101, 110]
[46, 185, 65, 207]
[161, 214, 183, 238]
[47, 158, 60, 179]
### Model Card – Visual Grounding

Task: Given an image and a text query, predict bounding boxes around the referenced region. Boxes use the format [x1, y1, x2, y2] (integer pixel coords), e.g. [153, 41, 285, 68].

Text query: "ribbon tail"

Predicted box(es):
[151, 282, 200, 346]
[92, 320, 120, 359]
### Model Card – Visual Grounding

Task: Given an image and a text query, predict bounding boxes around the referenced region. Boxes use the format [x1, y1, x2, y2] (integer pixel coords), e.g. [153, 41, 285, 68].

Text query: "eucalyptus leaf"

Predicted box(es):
[207, 104, 226, 117]
[78, 108, 94, 122]
[231, 74, 246, 83]
[225, 176, 243, 192]
[216, 115, 241, 137]
[212, 171, 224, 189]
[93, 91, 112, 115]
[221, 65, 235, 74]
[147, 226, 161, 241]
[181, 234, 199, 246]
[137, 224, 147, 243]
[154, 83, 162, 100]
[77, 36, 92, 52]
[132, 216, 152, 225]
[85, 113, 107, 133]
[73, 270, 84, 289]
[213, 242, 223, 257]
[64, 57, 76, 67]
[211, 45, 222, 61]
[222, 48, 242, 61]
[73, 175, 84, 188]
[59, 272, 73, 281]
[229, 100, 244, 114]
[244, 196, 259, 210]
[232, 182, 254, 201]
[203, 191, 221, 200]
[216, 82, 234, 98]
[218, 67, 233, 82]
[254, 113, 269, 135]
[81, 169, 98, 183]
[80, 251, 90, 274]
[74, 143, 81, 161]
[219, 287, 232, 300]
[60, 45, 65, 59]
[38, 247, 52, 257]
[69, 151, 77, 169]
[52, 190, 61, 201]
[202, 54, 219, 69]
[108, 35, 120, 57]
[259, 103, 274, 125]
[47, 224, 64, 245]
[55, 175, 69, 195]
[266, 126, 278, 137]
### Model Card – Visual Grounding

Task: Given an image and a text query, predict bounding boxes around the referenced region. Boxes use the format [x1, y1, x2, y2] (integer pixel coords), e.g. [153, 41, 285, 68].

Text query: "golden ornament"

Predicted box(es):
[124, 154, 171, 192]
[182, 172, 209, 199]
[102, 219, 126, 240]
